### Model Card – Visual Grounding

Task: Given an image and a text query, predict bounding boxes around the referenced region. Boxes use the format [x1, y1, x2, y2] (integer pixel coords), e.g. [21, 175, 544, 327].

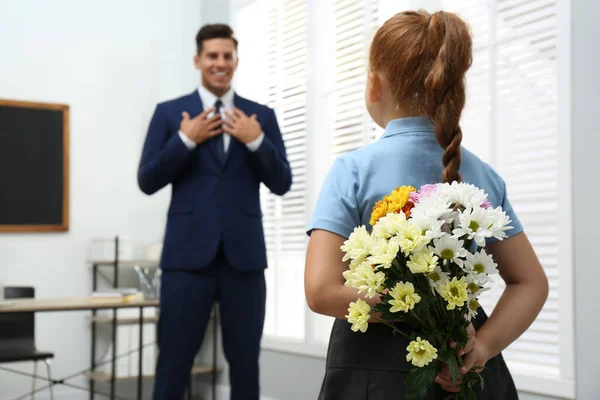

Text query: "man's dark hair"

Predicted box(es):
[196, 24, 239, 54]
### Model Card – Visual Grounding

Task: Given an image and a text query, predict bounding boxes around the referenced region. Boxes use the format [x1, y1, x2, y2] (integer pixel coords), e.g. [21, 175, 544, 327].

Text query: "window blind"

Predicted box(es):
[331, 0, 379, 159]
[261, 0, 309, 340]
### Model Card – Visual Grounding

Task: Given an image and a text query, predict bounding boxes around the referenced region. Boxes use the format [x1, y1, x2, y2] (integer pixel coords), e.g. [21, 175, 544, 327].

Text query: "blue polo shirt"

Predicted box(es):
[306, 116, 523, 242]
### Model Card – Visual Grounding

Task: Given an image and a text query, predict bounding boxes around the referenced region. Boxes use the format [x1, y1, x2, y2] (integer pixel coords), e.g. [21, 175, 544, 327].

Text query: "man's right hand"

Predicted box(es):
[179, 107, 223, 144]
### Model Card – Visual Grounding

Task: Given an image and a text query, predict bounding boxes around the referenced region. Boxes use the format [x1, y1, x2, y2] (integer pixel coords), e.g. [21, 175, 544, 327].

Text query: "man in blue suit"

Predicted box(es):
[137, 24, 292, 400]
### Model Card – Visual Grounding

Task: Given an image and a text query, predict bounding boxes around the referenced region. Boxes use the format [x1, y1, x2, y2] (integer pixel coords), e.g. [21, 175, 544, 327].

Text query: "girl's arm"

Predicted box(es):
[475, 231, 549, 358]
[305, 229, 380, 318]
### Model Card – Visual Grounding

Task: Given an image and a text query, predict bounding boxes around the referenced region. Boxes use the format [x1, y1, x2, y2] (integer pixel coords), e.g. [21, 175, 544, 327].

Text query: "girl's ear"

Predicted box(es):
[368, 71, 382, 103]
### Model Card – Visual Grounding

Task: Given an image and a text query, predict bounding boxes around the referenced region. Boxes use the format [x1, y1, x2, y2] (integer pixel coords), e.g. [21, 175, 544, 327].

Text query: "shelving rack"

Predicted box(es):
[88, 236, 219, 400]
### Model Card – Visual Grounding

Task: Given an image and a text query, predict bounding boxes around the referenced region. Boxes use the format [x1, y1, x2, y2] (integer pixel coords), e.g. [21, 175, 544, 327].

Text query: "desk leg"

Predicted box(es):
[110, 308, 117, 400]
[213, 308, 217, 400]
[90, 264, 98, 400]
[137, 307, 143, 400]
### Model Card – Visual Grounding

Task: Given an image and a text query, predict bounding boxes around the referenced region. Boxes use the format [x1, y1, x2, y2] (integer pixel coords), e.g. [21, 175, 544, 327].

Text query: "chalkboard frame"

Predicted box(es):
[0, 99, 70, 232]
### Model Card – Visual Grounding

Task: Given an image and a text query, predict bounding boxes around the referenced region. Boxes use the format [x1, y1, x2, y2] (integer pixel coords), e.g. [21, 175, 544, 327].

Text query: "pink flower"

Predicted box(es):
[409, 192, 420, 203]
[481, 200, 492, 209]
[410, 184, 438, 203]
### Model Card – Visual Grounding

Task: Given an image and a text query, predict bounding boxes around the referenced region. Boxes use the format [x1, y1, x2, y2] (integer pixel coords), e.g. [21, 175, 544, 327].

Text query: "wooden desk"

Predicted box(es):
[0, 296, 158, 400]
[0, 297, 159, 313]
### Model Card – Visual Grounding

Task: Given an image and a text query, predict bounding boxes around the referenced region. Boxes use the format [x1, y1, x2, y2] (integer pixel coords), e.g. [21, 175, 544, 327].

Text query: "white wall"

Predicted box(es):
[572, 0, 600, 398]
[0, 0, 202, 398]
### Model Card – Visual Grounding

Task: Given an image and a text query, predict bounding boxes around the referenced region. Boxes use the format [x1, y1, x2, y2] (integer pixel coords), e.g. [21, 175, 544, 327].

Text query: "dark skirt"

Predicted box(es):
[318, 309, 519, 400]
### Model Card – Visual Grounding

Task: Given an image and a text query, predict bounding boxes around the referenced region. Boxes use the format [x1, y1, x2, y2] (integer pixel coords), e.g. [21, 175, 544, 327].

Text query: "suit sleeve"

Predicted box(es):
[137, 104, 193, 195]
[246, 108, 292, 196]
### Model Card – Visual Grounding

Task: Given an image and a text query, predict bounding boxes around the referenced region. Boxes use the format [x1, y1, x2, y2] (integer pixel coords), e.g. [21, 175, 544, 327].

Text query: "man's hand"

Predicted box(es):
[223, 107, 262, 144]
[434, 323, 490, 393]
[180, 107, 223, 144]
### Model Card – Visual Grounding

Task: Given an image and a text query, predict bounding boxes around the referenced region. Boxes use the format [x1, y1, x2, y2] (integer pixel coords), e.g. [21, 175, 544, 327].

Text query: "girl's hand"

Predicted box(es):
[435, 325, 490, 392]
[459, 334, 490, 375]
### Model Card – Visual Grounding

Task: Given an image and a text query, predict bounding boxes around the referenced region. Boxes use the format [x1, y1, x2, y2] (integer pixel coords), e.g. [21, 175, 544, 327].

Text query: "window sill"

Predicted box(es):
[260, 336, 327, 359]
[510, 363, 575, 399]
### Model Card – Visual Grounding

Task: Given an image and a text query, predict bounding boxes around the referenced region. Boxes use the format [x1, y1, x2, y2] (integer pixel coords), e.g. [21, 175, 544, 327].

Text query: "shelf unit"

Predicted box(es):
[87, 364, 216, 382]
[89, 236, 219, 400]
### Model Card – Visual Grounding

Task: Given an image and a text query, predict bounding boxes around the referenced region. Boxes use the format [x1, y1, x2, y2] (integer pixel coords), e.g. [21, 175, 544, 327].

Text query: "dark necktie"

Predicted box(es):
[213, 99, 225, 162]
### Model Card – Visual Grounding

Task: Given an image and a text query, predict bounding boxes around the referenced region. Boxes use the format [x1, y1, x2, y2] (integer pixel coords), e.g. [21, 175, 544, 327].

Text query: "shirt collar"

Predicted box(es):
[197, 85, 235, 110]
[380, 116, 435, 139]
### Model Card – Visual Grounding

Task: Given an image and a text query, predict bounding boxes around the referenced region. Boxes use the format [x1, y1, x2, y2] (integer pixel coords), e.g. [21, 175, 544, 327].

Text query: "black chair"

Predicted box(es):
[0, 286, 54, 399]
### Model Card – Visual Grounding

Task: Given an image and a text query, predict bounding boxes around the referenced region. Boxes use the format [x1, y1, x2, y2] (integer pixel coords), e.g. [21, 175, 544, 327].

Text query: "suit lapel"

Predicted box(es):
[185, 89, 204, 116]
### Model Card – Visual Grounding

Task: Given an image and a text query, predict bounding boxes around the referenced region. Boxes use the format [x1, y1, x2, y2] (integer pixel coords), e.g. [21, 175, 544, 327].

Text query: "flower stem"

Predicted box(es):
[372, 317, 411, 340]
[411, 312, 429, 330]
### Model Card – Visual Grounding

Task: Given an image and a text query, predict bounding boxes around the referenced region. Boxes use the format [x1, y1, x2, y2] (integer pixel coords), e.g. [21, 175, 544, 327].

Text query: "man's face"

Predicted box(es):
[194, 38, 238, 96]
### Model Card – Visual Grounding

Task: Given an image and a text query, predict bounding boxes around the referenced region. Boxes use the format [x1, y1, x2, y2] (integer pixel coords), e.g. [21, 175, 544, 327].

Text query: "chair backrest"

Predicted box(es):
[4, 286, 34, 300]
[0, 286, 36, 352]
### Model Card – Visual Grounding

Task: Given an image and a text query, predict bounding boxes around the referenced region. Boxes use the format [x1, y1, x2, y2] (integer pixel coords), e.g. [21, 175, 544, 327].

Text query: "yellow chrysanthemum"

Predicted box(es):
[369, 186, 417, 226]
[439, 276, 469, 310]
[346, 299, 371, 333]
[388, 281, 421, 313]
[384, 186, 417, 214]
[369, 200, 388, 226]
[406, 337, 438, 367]
[407, 250, 439, 274]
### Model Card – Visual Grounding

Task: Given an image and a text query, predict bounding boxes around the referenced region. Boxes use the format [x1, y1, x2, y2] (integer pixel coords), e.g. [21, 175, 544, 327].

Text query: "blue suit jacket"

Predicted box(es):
[138, 89, 292, 271]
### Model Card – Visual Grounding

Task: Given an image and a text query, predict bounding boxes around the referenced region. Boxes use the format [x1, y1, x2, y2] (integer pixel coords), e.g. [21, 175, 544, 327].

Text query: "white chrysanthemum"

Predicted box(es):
[372, 212, 407, 240]
[463, 249, 498, 283]
[343, 261, 386, 298]
[466, 297, 480, 321]
[341, 226, 372, 264]
[464, 278, 491, 298]
[394, 221, 430, 257]
[427, 265, 450, 293]
[367, 237, 399, 269]
[452, 206, 495, 247]
[464, 276, 491, 320]
[407, 250, 439, 274]
[432, 236, 468, 267]
[487, 207, 513, 241]
[410, 195, 453, 235]
[437, 182, 489, 209]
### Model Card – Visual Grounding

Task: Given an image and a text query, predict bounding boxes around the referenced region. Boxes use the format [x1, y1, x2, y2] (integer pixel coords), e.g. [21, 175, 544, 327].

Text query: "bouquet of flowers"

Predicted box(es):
[341, 182, 512, 399]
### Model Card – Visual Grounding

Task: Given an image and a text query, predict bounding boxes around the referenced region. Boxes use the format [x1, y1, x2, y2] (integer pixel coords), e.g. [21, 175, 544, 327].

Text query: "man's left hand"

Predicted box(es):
[223, 107, 262, 144]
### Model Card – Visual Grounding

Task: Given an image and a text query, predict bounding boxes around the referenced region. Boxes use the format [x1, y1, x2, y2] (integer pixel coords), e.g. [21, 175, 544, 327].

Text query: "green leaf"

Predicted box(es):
[403, 367, 437, 400]
[446, 355, 462, 387]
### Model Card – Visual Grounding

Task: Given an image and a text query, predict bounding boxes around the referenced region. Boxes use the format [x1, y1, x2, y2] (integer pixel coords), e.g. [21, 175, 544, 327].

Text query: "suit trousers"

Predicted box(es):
[152, 245, 266, 400]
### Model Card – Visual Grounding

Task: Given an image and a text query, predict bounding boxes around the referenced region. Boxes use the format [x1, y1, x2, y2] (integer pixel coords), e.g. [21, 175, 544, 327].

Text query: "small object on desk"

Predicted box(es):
[133, 266, 158, 300]
[91, 288, 140, 303]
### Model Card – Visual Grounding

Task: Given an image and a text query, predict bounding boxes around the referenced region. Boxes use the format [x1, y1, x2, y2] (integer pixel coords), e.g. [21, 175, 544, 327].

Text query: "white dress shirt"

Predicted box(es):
[178, 86, 264, 152]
